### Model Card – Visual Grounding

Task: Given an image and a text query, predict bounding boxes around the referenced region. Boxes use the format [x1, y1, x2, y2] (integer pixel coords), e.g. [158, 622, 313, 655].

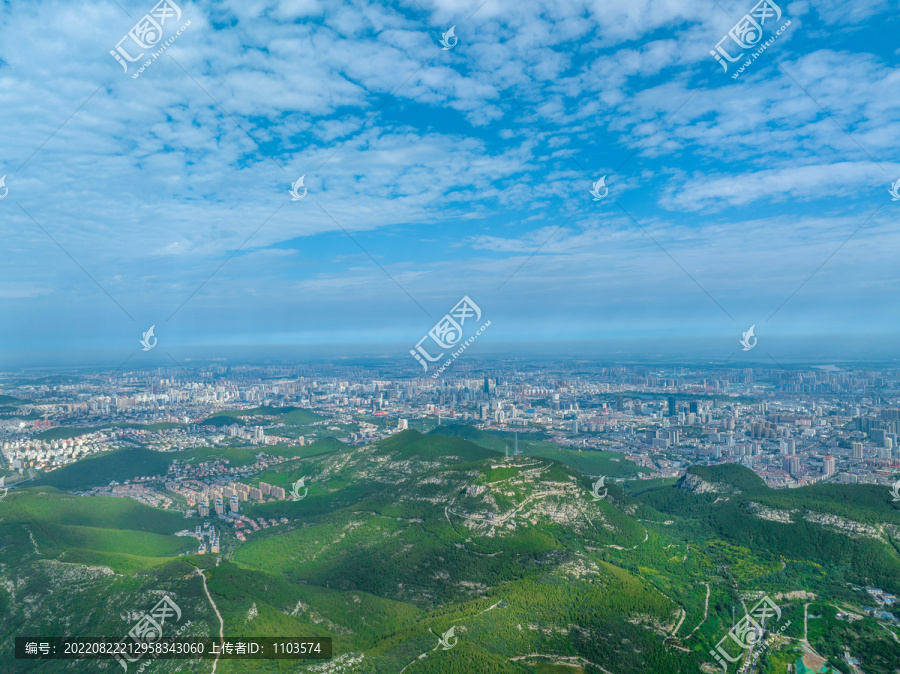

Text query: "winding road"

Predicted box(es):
[194, 568, 224, 674]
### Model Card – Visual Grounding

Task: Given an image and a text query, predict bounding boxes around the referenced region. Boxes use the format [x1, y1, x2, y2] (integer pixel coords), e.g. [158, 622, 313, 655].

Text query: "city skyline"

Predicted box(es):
[4, 359, 898, 493]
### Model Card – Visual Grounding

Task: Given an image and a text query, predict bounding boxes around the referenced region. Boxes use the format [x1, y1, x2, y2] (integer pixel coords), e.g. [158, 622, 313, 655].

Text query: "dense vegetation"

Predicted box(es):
[431, 424, 647, 478]
[0, 431, 898, 673]
[28, 447, 172, 489]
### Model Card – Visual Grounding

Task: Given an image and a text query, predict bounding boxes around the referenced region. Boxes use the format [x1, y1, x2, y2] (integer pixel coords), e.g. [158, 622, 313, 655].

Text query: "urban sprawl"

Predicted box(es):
[2, 363, 898, 540]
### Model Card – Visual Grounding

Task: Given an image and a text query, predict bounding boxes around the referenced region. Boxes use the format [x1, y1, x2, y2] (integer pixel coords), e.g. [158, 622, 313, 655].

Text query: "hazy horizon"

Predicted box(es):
[4, 333, 900, 371]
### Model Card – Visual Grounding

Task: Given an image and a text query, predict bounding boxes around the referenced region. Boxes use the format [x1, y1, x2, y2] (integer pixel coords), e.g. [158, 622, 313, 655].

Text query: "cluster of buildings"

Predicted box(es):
[857, 588, 899, 624]
[233, 515, 291, 541]
[0, 363, 898, 496]
[0, 434, 109, 472]
[176, 523, 220, 554]
[180, 479, 288, 518]
[86, 483, 173, 509]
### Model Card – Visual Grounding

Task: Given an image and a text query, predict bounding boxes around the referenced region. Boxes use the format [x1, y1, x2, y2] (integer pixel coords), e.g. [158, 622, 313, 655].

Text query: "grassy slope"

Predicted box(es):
[184, 438, 348, 468]
[1, 437, 898, 673]
[0, 490, 194, 572]
[29, 421, 185, 441]
[204, 405, 324, 425]
[222, 430, 677, 671]
[625, 464, 900, 673]
[431, 423, 647, 478]
[29, 447, 172, 489]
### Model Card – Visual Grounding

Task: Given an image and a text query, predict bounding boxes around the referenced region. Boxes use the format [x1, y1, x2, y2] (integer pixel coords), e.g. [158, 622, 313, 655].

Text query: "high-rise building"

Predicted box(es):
[668, 397, 676, 416]
[782, 455, 800, 477]
[851, 441, 863, 459]
[823, 455, 835, 477]
[689, 401, 699, 414]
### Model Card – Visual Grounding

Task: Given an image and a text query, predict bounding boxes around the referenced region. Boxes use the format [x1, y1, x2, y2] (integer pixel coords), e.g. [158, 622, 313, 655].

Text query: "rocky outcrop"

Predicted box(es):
[771, 590, 817, 601]
[802, 512, 882, 540]
[747, 502, 796, 524]
[676, 472, 732, 495]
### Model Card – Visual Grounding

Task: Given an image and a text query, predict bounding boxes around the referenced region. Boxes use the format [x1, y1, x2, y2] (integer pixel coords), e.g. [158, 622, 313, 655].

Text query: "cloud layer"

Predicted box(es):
[0, 0, 897, 365]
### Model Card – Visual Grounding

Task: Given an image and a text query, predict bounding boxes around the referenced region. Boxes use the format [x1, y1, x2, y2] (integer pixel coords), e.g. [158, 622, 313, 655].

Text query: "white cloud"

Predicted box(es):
[0, 0, 897, 355]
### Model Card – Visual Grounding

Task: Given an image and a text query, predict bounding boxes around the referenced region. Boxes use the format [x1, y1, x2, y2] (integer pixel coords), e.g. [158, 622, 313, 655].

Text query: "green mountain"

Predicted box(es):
[25, 439, 349, 492]
[430, 424, 648, 478]
[202, 406, 325, 427]
[1, 432, 898, 673]
[29, 447, 172, 490]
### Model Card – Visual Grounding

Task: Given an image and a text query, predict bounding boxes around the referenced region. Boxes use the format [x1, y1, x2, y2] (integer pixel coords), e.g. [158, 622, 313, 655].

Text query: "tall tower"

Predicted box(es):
[514, 432, 519, 457]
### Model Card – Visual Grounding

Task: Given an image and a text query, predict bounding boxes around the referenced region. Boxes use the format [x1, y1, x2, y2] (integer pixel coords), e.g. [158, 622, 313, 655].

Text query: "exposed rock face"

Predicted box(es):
[747, 502, 796, 524]
[676, 472, 732, 495]
[772, 590, 817, 601]
[802, 511, 882, 540]
[745, 503, 886, 540]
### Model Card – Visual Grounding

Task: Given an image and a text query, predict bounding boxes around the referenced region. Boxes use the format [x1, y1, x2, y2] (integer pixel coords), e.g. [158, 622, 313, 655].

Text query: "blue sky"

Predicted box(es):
[1, 0, 899, 367]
